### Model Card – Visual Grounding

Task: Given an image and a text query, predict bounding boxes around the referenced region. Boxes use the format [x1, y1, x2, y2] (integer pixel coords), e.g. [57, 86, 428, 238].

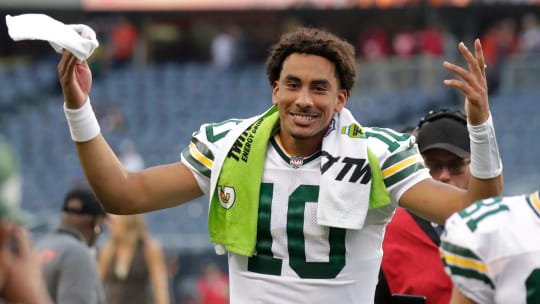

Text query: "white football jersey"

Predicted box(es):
[440, 192, 540, 304]
[181, 115, 430, 303]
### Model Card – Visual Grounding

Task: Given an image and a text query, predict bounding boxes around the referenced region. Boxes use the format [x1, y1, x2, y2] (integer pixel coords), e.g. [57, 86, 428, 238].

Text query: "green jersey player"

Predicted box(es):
[57, 27, 503, 302]
[440, 192, 540, 304]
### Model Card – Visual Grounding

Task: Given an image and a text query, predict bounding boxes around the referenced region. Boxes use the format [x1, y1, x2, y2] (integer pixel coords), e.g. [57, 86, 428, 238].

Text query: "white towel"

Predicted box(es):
[5, 14, 99, 61]
[317, 108, 372, 229]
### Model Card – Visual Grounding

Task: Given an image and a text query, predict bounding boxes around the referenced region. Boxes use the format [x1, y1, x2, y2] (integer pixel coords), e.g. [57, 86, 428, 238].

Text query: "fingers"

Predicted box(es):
[58, 51, 78, 85]
[442, 60, 483, 100]
[443, 40, 487, 92]
[444, 39, 490, 124]
[458, 41, 485, 78]
[474, 39, 487, 78]
[58, 51, 92, 108]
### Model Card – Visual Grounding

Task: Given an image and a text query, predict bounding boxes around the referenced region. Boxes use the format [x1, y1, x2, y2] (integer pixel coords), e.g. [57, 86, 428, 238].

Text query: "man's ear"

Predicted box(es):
[336, 89, 348, 112]
[271, 81, 279, 105]
[92, 216, 104, 234]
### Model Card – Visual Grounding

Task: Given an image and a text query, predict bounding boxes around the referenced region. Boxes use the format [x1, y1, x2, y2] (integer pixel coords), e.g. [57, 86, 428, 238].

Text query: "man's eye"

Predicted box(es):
[286, 82, 299, 89]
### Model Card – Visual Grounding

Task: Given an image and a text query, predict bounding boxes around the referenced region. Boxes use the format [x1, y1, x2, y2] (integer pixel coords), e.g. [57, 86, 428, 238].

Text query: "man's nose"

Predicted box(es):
[433, 167, 452, 183]
[296, 88, 313, 106]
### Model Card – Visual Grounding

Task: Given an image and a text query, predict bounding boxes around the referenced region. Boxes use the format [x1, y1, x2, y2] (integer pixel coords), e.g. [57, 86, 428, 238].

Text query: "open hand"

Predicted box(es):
[443, 39, 489, 125]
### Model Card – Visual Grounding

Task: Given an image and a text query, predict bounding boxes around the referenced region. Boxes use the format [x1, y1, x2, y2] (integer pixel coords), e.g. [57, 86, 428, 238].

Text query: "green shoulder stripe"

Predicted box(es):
[384, 163, 425, 188]
[182, 147, 211, 178]
[381, 146, 425, 188]
[382, 144, 422, 170]
[444, 263, 495, 289]
[441, 241, 495, 289]
[441, 241, 481, 260]
[191, 137, 214, 161]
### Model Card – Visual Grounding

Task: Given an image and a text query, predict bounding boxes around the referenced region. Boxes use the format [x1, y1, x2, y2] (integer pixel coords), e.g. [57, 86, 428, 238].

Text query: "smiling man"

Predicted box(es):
[56, 27, 502, 303]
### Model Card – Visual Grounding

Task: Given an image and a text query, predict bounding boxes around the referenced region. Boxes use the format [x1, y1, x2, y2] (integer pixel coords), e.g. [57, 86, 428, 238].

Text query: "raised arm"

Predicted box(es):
[58, 51, 203, 214]
[400, 39, 503, 224]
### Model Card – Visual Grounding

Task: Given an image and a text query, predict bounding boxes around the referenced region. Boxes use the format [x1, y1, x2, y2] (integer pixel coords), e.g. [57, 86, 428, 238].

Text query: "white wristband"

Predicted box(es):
[467, 113, 503, 179]
[63, 97, 101, 142]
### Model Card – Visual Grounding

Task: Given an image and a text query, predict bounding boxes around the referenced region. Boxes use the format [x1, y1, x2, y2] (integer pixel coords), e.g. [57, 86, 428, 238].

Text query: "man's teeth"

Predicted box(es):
[293, 114, 314, 120]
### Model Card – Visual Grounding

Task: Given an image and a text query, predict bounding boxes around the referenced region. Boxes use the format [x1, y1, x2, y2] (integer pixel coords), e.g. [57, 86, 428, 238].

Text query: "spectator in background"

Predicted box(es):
[118, 139, 145, 172]
[98, 214, 170, 304]
[375, 109, 470, 304]
[108, 15, 139, 69]
[196, 261, 229, 304]
[416, 18, 453, 90]
[0, 135, 52, 304]
[417, 22, 444, 57]
[519, 13, 540, 55]
[165, 253, 182, 304]
[356, 22, 392, 92]
[357, 23, 391, 60]
[393, 25, 417, 58]
[211, 26, 243, 71]
[34, 187, 107, 304]
[101, 104, 126, 134]
[481, 18, 520, 95]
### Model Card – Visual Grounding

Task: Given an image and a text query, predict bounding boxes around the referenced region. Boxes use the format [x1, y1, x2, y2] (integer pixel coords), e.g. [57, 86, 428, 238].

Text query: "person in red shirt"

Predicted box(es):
[196, 262, 229, 304]
[375, 109, 471, 304]
[109, 16, 138, 68]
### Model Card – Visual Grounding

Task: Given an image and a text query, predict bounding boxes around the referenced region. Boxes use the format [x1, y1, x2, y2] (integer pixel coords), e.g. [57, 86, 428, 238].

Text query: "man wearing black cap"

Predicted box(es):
[375, 109, 470, 304]
[34, 187, 107, 304]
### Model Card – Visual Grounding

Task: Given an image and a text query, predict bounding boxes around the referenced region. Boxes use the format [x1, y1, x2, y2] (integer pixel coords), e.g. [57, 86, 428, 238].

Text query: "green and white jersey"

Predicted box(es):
[182, 118, 430, 303]
[440, 192, 540, 304]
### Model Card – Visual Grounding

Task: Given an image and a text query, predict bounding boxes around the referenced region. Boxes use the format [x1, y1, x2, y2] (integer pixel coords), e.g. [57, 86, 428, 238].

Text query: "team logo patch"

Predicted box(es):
[217, 186, 236, 209]
[290, 156, 304, 169]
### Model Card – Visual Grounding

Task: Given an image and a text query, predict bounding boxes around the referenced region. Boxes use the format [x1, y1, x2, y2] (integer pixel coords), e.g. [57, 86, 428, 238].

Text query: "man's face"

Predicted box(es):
[422, 148, 470, 190]
[272, 53, 347, 154]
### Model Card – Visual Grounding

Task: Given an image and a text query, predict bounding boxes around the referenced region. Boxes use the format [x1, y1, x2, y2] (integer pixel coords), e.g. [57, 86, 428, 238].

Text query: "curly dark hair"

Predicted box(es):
[265, 27, 357, 95]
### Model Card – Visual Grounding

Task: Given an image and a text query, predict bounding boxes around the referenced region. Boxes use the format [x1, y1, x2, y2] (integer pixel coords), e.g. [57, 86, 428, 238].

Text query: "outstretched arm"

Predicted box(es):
[400, 39, 503, 224]
[58, 51, 203, 214]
